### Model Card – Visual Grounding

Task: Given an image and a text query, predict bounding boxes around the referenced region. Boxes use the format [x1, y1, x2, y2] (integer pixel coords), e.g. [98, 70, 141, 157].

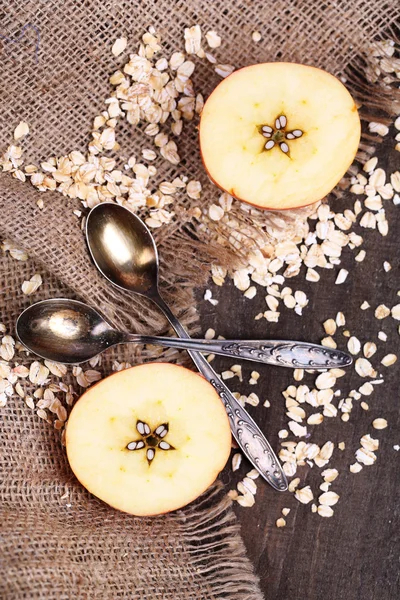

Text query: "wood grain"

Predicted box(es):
[199, 136, 400, 599]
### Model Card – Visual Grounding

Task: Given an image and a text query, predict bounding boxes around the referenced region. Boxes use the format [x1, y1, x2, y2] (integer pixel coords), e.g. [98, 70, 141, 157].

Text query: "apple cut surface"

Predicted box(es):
[66, 363, 231, 516]
[200, 62, 361, 210]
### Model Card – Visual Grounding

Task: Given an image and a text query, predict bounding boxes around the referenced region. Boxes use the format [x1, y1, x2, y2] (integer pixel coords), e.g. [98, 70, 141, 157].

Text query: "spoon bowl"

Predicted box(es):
[16, 299, 122, 364]
[86, 203, 159, 296]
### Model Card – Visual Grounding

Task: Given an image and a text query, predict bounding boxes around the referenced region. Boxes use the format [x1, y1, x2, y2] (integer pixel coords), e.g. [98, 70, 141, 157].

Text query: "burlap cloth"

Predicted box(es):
[0, 1, 399, 598]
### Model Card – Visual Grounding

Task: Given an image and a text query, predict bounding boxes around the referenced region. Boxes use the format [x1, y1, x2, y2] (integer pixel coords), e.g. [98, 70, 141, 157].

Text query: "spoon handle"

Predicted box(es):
[152, 294, 288, 492]
[133, 335, 351, 369]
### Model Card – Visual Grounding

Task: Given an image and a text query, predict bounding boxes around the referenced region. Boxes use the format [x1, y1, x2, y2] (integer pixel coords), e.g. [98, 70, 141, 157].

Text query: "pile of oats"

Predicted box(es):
[0, 25, 399, 526]
[0, 24, 236, 231]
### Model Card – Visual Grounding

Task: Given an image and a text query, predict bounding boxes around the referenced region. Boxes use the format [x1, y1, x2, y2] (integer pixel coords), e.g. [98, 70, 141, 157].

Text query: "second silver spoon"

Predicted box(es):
[16, 298, 352, 368]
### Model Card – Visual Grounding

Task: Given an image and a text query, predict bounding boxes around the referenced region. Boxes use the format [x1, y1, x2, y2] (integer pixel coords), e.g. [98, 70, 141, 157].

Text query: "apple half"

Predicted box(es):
[66, 363, 231, 516]
[199, 62, 361, 210]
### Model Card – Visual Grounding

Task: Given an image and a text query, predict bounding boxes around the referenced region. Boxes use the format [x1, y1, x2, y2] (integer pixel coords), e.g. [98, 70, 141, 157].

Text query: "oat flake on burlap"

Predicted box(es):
[0, 1, 399, 598]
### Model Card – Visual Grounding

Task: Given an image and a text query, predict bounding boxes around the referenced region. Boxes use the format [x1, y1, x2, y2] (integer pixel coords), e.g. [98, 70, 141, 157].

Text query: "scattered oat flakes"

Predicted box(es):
[215, 64, 235, 78]
[276, 517, 286, 527]
[246, 469, 260, 480]
[112, 37, 127, 56]
[232, 453, 242, 472]
[307, 413, 324, 425]
[221, 370, 234, 380]
[323, 319, 336, 336]
[288, 478, 300, 493]
[359, 382, 374, 396]
[383, 261, 391, 272]
[205, 328, 215, 340]
[356, 448, 376, 465]
[21, 273, 42, 295]
[306, 268, 320, 282]
[363, 156, 378, 172]
[295, 486, 314, 504]
[347, 336, 361, 355]
[360, 434, 379, 452]
[315, 372, 336, 390]
[282, 462, 297, 477]
[247, 392, 259, 406]
[244, 286, 257, 299]
[375, 304, 390, 319]
[184, 25, 202, 55]
[350, 462, 363, 473]
[236, 492, 256, 508]
[186, 180, 202, 199]
[335, 269, 348, 284]
[322, 468, 338, 482]
[205, 30, 221, 49]
[319, 491, 339, 506]
[381, 353, 397, 366]
[317, 505, 334, 517]
[355, 250, 366, 262]
[29, 361, 49, 385]
[336, 312, 346, 327]
[368, 121, 389, 136]
[209, 204, 224, 221]
[363, 342, 377, 358]
[391, 304, 400, 320]
[14, 121, 29, 140]
[372, 418, 388, 430]
[288, 421, 307, 437]
[293, 368, 304, 382]
[355, 358, 377, 378]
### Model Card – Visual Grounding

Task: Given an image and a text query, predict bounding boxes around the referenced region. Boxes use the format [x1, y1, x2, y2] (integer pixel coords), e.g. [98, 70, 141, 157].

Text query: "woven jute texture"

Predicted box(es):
[0, 1, 399, 598]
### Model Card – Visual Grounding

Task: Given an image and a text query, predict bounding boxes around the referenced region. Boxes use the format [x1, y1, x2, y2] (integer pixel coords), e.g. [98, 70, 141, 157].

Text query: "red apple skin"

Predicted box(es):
[199, 63, 360, 212]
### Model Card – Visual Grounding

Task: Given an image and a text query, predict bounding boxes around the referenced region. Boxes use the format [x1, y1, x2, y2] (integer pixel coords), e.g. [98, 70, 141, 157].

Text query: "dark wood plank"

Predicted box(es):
[199, 134, 400, 599]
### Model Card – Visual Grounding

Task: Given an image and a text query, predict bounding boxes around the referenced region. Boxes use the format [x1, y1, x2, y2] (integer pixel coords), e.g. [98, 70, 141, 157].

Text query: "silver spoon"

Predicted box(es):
[85, 203, 290, 491]
[16, 298, 352, 368]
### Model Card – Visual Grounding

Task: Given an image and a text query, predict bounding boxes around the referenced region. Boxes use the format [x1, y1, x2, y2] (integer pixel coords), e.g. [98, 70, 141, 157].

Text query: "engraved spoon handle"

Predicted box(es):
[152, 294, 288, 492]
[200, 339, 352, 369]
[129, 336, 352, 369]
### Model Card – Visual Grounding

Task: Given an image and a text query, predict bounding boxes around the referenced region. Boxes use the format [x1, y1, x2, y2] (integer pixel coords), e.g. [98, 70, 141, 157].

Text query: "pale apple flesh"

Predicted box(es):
[200, 62, 361, 210]
[66, 363, 232, 516]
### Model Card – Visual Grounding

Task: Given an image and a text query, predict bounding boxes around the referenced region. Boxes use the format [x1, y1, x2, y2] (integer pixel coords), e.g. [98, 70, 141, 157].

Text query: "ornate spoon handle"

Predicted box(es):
[214, 340, 352, 368]
[153, 294, 288, 492]
[132, 336, 352, 369]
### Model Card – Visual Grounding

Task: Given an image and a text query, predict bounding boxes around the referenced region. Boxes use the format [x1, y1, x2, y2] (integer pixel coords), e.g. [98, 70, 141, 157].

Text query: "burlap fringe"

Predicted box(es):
[173, 482, 264, 600]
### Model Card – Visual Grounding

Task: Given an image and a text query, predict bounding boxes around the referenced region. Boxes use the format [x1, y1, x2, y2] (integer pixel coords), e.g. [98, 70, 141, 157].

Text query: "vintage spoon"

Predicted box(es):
[16, 298, 352, 368]
[86, 203, 290, 491]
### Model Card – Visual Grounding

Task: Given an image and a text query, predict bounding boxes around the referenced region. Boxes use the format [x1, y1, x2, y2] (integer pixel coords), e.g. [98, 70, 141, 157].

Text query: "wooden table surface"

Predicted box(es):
[199, 136, 399, 600]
